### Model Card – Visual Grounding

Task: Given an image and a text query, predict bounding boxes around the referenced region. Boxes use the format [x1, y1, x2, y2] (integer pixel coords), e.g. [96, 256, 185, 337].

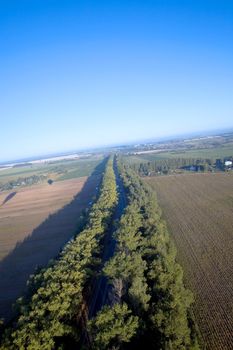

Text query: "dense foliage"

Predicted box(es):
[0, 157, 117, 350]
[88, 303, 139, 349]
[89, 158, 200, 350]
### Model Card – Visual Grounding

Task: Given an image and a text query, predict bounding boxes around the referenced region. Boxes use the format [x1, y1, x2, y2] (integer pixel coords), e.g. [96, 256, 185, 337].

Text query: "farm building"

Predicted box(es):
[224, 160, 232, 167]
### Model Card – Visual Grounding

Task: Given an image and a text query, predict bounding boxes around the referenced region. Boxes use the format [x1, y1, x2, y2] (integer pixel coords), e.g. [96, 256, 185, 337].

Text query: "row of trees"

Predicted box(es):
[130, 157, 232, 176]
[1, 156, 200, 349]
[88, 158, 200, 349]
[0, 175, 48, 191]
[0, 157, 118, 350]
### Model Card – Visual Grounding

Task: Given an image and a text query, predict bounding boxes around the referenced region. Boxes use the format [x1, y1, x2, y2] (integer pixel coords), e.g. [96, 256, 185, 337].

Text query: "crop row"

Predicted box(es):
[147, 173, 233, 350]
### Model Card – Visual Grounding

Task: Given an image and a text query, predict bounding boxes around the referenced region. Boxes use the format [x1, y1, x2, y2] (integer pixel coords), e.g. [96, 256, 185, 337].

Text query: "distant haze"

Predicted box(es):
[1, 0, 233, 161]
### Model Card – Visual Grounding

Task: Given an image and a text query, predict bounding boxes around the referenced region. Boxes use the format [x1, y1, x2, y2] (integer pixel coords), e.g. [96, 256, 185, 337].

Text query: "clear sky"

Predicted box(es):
[1, 0, 233, 161]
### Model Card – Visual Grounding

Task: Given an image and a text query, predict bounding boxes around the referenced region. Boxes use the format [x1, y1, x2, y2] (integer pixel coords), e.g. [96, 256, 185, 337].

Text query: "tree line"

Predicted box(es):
[0, 175, 47, 192]
[130, 157, 233, 176]
[88, 157, 200, 349]
[0, 156, 118, 350]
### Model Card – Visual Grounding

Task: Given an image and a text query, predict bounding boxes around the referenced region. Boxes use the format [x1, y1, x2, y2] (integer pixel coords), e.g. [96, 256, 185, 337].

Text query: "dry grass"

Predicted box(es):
[0, 176, 100, 321]
[146, 173, 233, 350]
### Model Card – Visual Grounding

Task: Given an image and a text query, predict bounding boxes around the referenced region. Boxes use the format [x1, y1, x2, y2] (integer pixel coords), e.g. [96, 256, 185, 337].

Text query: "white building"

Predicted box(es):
[225, 160, 232, 167]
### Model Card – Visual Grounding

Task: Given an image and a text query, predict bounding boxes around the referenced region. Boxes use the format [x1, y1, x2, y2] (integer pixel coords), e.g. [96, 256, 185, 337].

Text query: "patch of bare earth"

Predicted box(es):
[0, 175, 100, 321]
[146, 173, 233, 350]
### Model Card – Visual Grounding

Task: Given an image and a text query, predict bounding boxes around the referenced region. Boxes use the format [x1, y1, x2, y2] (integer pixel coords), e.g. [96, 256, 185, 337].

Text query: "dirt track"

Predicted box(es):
[0, 176, 100, 321]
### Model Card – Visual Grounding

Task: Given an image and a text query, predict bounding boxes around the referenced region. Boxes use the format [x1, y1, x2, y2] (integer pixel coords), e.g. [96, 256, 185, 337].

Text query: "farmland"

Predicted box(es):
[0, 156, 200, 350]
[0, 164, 102, 321]
[146, 173, 233, 350]
[128, 143, 233, 162]
[125, 132, 233, 165]
[0, 156, 103, 186]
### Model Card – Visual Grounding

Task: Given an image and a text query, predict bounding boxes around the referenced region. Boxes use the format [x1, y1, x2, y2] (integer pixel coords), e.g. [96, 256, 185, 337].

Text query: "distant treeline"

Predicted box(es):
[0, 156, 117, 349]
[0, 175, 48, 192]
[129, 157, 233, 176]
[13, 163, 33, 168]
[88, 158, 200, 349]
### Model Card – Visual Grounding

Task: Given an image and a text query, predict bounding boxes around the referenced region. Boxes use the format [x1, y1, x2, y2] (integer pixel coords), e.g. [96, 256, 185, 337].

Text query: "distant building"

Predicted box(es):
[225, 160, 232, 167]
[216, 159, 223, 168]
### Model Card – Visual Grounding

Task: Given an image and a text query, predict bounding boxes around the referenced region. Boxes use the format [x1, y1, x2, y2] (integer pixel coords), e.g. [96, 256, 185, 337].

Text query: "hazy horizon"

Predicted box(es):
[1, 126, 233, 164]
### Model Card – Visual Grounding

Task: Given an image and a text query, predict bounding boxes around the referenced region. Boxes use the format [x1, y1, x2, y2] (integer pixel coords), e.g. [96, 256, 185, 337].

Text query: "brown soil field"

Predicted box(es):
[146, 173, 233, 350]
[0, 175, 100, 321]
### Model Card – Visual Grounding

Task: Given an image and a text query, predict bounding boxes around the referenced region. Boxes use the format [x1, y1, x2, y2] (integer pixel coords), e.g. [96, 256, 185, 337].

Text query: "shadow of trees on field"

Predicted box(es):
[0, 159, 106, 322]
[1, 192, 17, 206]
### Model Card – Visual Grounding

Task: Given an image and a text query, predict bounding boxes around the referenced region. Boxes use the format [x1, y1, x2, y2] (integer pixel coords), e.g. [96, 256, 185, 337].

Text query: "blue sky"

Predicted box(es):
[1, 0, 233, 161]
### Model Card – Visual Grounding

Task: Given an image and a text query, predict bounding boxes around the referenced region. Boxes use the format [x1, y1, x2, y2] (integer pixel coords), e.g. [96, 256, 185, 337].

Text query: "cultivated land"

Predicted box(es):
[0, 157, 200, 350]
[146, 173, 233, 350]
[132, 143, 233, 160]
[0, 174, 101, 321]
[0, 156, 103, 185]
[125, 132, 233, 163]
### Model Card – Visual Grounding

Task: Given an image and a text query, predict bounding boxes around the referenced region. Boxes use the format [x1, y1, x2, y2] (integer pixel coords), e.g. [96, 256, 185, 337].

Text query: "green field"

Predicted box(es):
[56, 159, 103, 180]
[0, 157, 103, 188]
[127, 144, 233, 164]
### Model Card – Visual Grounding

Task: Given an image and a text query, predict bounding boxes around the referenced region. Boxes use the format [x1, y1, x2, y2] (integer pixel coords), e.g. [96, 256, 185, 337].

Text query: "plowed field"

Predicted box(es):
[0, 175, 100, 321]
[146, 173, 233, 350]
